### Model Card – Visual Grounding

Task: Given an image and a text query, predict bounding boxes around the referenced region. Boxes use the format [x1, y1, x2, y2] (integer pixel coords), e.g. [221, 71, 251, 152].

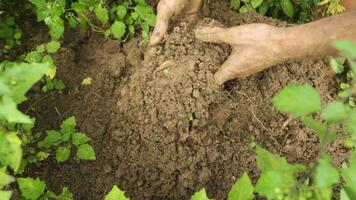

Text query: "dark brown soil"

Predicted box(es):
[26, 1, 347, 200]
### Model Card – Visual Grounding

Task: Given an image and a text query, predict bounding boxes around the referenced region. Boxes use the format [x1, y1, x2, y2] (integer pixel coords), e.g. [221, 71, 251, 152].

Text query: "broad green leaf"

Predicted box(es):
[46, 41, 61, 53]
[71, 2, 87, 13]
[321, 101, 348, 123]
[104, 185, 129, 200]
[227, 172, 254, 200]
[77, 144, 96, 160]
[341, 186, 356, 200]
[255, 171, 283, 199]
[303, 116, 327, 138]
[39, 130, 62, 148]
[191, 188, 210, 200]
[342, 155, 356, 197]
[60, 116, 76, 135]
[0, 168, 14, 188]
[134, 5, 156, 26]
[57, 187, 74, 200]
[331, 40, 356, 59]
[251, 0, 263, 8]
[314, 155, 339, 189]
[116, 5, 127, 20]
[0, 133, 22, 172]
[56, 146, 71, 162]
[281, 0, 294, 17]
[94, 5, 109, 24]
[0, 96, 32, 123]
[78, 0, 99, 7]
[230, 0, 241, 10]
[17, 178, 46, 200]
[72, 132, 91, 146]
[110, 21, 126, 39]
[45, 16, 64, 40]
[272, 84, 321, 117]
[0, 190, 12, 200]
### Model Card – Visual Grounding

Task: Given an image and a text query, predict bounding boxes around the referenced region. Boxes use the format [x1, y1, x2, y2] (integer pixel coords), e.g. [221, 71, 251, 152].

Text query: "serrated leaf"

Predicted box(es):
[116, 5, 127, 20]
[134, 5, 156, 26]
[0, 190, 12, 200]
[0, 133, 22, 172]
[314, 155, 339, 189]
[42, 55, 57, 79]
[104, 185, 129, 200]
[94, 5, 109, 24]
[110, 21, 126, 39]
[57, 187, 74, 200]
[39, 130, 62, 148]
[56, 146, 71, 162]
[228, 172, 254, 200]
[251, 0, 263, 8]
[60, 116, 76, 135]
[255, 171, 283, 199]
[0, 169, 15, 189]
[17, 178, 46, 200]
[25, 51, 42, 63]
[72, 132, 91, 146]
[272, 84, 321, 117]
[191, 188, 210, 200]
[46, 41, 61, 53]
[321, 101, 348, 123]
[77, 144, 96, 160]
[281, 0, 294, 17]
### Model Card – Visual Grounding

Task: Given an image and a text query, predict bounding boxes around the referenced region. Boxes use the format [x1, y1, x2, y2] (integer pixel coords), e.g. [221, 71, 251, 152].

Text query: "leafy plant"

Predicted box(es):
[38, 116, 96, 162]
[229, 0, 322, 23]
[104, 185, 129, 200]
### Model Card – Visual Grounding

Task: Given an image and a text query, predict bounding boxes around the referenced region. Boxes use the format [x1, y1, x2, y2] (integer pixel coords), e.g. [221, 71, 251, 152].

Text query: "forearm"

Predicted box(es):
[281, 11, 356, 59]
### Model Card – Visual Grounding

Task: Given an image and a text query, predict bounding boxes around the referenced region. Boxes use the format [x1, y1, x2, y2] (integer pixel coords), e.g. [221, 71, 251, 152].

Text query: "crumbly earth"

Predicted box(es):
[26, 1, 347, 200]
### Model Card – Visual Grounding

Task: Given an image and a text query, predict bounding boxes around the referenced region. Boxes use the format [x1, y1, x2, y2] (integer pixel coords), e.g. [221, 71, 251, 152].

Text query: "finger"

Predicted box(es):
[214, 54, 240, 85]
[149, 2, 174, 46]
[195, 26, 229, 44]
[184, 0, 202, 23]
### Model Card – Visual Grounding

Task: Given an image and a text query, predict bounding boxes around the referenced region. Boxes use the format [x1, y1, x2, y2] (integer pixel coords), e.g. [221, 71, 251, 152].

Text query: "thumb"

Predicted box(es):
[195, 26, 228, 44]
[149, 4, 173, 46]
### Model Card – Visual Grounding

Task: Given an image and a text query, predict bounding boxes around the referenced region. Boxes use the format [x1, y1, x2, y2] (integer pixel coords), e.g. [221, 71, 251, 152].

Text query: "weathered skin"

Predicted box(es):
[150, 0, 356, 84]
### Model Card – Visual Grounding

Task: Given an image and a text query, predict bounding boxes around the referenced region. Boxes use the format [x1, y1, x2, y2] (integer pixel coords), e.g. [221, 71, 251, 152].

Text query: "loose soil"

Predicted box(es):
[26, 1, 347, 200]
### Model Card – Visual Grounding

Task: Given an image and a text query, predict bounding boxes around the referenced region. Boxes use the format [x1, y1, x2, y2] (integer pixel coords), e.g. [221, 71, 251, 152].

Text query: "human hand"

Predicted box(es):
[149, 0, 202, 46]
[195, 24, 287, 84]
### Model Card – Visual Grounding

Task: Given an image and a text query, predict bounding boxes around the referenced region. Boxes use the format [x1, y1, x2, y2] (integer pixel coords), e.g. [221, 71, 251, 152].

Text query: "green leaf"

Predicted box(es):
[56, 146, 71, 162]
[76, 144, 96, 160]
[342, 155, 356, 197]
[17, 178, 46, 200]
[57, 187, 74, 200]
[251, 0, 263, 8]
[54, 80, 65, 90]
[314, 155, 339, 189]
[272, 84, 322, 117]
[330, 57, 344, 74]
[191, 188, 210, 200]
[45, 16, 65, 40]
[104, 185, 129, 200]
[78, 0, 99, 7]
[331, 40, 356, 60]
[303, 116, 327, 138]
[0, 133, 22, 172]
[60, 116, 76, 135]
[134, 5, 156, 26]
[0, 190, 12, 200]
[39, 130, 62, 148]
[46, 41, 61, 53]
[94, 5, 109, 24]
[321, 101, 348, 123]
[228, 172, 254, 200]
[72, 132, 91, 146]
[230, 0, 241, 10]
[116, 5, 127, 20]
[255, 171, 283, 199]
[341, 186, 356, 200]
[0, 168, 14, 189]
[110, 21, 126, 39]
[25, 51, 42, 63]
[281, 0, 294, 17]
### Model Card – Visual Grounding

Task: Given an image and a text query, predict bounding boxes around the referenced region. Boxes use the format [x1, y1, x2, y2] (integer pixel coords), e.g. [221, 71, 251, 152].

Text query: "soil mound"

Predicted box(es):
[28, 1, 344, 200]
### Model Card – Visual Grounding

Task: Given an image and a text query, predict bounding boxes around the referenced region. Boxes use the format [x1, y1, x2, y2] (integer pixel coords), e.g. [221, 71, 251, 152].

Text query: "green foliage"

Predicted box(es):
[191, 188, 210, 200]
[227, 172, 254, 200]
[38, 116, 96, 162]
[104, 185, 129, 200]
[229, 0, 321, 23]
[17, 177, 46, 200]
[272, 84, 322, 117]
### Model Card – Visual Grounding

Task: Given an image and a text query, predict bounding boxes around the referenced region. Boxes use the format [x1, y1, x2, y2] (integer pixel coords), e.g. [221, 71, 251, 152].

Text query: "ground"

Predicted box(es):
[25, 1, 347, 200]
